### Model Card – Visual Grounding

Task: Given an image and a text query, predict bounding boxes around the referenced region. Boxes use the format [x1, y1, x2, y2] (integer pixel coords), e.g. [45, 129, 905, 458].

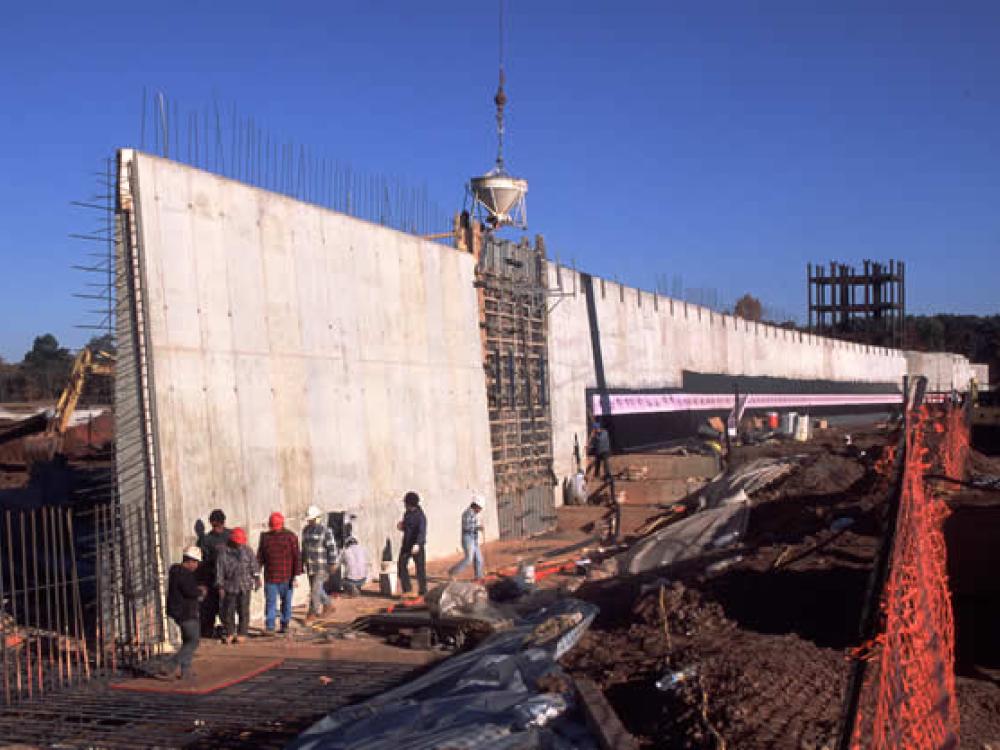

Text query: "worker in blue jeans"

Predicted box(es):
[256, 512, 302, 634]
[448, 495, 485, 581]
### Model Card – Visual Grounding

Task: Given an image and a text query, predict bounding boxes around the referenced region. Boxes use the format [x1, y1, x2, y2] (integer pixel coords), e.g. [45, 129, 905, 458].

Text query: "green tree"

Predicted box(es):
[22, 334, 73, 400]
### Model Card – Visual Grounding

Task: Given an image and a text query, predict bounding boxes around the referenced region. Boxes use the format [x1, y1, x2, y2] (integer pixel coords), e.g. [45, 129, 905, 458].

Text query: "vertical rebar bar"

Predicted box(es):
[18, 512, 32, 699]
[56, 508, 73, 685]
[30, 509, 42, 695]
[5, 511, 22, 699]
[94, 504, 103, 674]
[66, 509, 90, 679]
[41, 507, 55, 687]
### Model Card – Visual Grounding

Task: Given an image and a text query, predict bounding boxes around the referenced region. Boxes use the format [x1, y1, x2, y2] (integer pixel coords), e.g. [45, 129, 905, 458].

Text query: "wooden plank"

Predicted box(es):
[574, 677, 640, 750]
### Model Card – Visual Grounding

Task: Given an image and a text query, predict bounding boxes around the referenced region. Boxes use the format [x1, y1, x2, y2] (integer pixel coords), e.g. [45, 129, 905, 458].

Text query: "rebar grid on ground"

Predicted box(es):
[0, 658, 413, 748]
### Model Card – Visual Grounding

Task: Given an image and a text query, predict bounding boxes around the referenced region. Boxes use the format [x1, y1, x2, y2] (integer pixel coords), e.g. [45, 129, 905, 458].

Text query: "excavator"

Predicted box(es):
[0, 347, 114, 464]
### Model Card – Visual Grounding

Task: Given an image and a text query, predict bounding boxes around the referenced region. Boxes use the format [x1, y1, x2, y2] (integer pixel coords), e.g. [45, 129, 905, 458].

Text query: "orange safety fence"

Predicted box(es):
[851, 402, 966, 750]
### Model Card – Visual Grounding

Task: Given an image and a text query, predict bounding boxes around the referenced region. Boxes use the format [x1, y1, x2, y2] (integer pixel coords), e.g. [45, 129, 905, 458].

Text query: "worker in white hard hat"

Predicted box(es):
[160, 546, 206, 681]
[448, 494, 486, 581]
[300, 505, 338, 622]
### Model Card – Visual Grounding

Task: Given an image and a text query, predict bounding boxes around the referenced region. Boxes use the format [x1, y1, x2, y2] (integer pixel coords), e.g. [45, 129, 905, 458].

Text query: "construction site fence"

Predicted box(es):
[0, 501, 164, 706]
[850, 398, 968, 749]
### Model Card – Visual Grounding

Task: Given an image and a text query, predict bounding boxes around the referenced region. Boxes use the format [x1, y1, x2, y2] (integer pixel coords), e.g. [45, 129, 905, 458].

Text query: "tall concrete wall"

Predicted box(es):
[117, 151, 496, 607]
[545, 263, 981, 488]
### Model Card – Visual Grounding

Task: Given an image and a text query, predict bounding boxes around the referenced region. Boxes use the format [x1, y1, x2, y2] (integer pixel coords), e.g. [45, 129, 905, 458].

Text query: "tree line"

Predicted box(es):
[0, 333, 114, 403]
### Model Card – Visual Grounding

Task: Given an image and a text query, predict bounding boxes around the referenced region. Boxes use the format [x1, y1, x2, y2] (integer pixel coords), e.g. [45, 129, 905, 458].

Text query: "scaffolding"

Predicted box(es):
[463, 219, 556, 539]
[807, 259, 906, 347]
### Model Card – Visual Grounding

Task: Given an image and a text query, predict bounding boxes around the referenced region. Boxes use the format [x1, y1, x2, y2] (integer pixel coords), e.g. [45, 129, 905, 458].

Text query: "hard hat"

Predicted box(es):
[183, 545, 202, 562]
[304, 505, 324, 521]
[269, 512, 285, 530]
[230, 528, 247, 545]
[470, 494, 485, 510]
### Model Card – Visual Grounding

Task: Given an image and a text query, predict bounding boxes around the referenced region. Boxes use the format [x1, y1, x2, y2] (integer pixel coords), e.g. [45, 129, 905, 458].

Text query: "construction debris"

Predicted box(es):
[289, 599, 600, 750]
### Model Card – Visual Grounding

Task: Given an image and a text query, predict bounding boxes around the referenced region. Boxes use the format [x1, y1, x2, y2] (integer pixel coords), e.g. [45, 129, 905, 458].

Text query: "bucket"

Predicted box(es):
[780, 412, 798, 436]
[794, 414, 812, 442]
[518, 563, 535, 585]
[379, 561, 397, 597]
[766, 411, 780, 430]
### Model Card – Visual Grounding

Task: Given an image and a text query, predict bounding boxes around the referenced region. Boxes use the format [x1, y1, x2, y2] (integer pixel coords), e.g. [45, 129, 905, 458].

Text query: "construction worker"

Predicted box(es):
[160, 546, 205, 681]
[448, 495, 485, 581]
[197, 509, 231, 637]
[396, 491, 427, 597]
[340, 536, 370, 597]
[301, 505, 338, 622]
[586, 421, 612, 481]
[257, 512, 302, 635]
[215, 528, 260, 644]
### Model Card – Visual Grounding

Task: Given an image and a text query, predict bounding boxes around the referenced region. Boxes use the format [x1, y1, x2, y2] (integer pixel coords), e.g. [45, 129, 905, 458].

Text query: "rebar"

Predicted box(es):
[133, 89, 452, 237]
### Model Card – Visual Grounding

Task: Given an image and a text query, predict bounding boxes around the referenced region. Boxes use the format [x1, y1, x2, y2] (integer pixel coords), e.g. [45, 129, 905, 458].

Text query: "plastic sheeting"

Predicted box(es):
[618, 457, 798, 574]
[289, 599, 600, 750]
[620, 489, 749, 574]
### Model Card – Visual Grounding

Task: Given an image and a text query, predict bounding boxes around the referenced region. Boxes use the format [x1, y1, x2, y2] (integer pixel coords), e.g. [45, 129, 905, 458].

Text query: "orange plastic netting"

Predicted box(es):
[851, 403, 966, 750]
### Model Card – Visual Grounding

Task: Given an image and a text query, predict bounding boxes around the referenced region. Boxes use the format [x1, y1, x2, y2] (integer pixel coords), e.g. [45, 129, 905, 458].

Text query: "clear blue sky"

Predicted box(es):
[1, 1, 998, 360]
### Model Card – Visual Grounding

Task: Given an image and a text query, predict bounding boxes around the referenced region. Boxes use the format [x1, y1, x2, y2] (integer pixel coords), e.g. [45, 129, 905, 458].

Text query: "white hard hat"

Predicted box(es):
[470, 494, 485, 509]
[183, 545, 202, 562]
[304, 505, 324, 521]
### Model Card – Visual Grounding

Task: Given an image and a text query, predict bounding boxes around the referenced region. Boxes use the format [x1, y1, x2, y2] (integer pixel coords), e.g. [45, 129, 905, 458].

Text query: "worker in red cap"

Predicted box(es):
[215, 527, 260, 644]
[256, 512, 302, 634]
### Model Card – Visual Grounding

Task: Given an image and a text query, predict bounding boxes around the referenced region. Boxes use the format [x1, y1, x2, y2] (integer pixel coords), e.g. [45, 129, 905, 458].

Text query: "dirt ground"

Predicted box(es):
[3, 418, 997, 748]
[555, 426, 1000, 749]
[947, 448, 1000, 749]
[561, 427, 899, 749]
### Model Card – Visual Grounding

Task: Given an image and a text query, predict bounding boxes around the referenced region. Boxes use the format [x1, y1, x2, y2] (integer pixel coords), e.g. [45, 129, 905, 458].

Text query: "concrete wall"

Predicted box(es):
[904, 351, 981, 392]
[547, 263, 955, 487]
[119, 151, 496, 605]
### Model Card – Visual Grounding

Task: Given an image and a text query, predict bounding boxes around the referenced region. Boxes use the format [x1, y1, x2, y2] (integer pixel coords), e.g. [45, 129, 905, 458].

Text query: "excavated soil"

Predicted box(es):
[564, 429, 896, 749]
[564, 430, 1000, 748]
[564, 581, 849, 749]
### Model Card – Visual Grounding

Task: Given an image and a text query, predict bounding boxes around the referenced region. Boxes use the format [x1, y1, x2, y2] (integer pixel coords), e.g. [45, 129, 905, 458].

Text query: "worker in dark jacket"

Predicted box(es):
[396, 491, 427, 597]
[197, 509, 231, 637]
[586, 421, 612, 481]
[160, 546, 206, 681]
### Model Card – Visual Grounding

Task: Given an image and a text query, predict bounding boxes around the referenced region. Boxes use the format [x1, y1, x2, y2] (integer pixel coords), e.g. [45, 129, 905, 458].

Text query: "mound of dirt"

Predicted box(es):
[564, 581, 848, 749]
[773, 452, 866, 498]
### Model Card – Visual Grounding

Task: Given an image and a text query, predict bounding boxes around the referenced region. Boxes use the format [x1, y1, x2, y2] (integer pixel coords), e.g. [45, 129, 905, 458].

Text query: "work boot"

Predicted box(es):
[179, 668, 197, 682]
[230, 635, 241, 645]
[155, 664, 179, 681]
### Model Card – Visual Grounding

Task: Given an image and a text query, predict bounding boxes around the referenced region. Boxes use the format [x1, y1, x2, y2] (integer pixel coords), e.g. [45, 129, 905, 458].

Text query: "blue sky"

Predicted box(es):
[1, 0, 998, 360]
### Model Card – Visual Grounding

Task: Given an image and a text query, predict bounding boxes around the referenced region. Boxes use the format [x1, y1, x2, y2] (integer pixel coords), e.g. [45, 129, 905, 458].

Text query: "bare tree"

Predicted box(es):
[734, 294, 763, 322]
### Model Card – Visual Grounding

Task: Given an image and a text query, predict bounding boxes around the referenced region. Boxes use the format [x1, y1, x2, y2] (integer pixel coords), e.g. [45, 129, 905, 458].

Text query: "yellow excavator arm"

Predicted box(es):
[50, 347, 114, 435]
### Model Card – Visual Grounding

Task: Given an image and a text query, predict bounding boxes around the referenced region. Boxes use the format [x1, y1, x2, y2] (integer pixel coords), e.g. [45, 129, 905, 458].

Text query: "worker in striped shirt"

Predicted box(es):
[301, 505, 338, 622]
[448, 495, 485, 581]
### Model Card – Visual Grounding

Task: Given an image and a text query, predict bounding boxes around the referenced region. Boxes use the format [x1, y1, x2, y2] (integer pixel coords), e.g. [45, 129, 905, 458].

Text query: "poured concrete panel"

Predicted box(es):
[546, 264, 911, 491]
[117, 151, 495, 610]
